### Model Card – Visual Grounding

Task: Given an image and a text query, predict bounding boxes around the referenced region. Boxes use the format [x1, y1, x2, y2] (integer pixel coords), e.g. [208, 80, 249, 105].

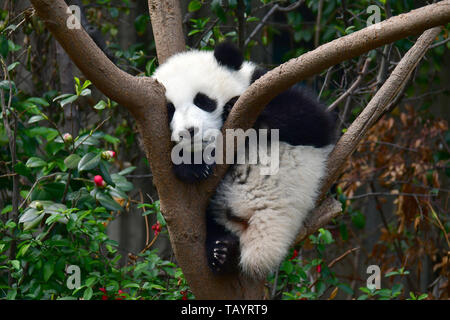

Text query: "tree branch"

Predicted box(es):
[148, 0, 185, 64]
[327, 56, 372, 112]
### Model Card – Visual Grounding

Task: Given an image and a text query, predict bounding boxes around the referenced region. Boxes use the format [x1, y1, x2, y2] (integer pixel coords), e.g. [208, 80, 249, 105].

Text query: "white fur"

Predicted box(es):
[209, 143, 333, 279]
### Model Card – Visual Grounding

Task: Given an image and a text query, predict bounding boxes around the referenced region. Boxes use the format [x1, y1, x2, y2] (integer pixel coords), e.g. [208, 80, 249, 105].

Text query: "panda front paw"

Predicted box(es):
[172, 162, 214, 183]
[207, 237, 240, 275]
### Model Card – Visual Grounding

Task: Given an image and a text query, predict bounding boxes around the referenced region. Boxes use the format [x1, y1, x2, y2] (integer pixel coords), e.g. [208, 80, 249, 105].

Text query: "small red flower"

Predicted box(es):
[180, 290, 188, 300]
[289, 249, 299, 261]
[151, 222, 162, 236]
[94, 175, 106, 188]
[115, 289, 126, 300]
[316, 264, 322, 273]
[99, 287, 108, 300]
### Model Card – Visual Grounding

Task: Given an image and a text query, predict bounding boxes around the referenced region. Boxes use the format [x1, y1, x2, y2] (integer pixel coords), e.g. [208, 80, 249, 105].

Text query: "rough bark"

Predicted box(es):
[147, 0, 186, 64]
[29, 0, 450, 299]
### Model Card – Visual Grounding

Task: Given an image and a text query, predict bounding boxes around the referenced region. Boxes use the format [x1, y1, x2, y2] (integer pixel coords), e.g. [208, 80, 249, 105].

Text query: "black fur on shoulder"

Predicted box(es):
[214, 42, 244, 71]
[256, 86, 336, 147]
[250, 67, 267, 83]
[221, 96, 239, 123]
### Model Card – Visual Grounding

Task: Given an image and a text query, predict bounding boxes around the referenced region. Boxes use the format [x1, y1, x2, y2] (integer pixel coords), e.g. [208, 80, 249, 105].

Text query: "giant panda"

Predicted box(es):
[153, 42, 336, 279]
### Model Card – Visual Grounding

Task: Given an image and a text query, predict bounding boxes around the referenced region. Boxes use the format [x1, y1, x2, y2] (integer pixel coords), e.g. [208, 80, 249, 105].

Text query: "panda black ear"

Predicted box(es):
[214, 42, 244, 71]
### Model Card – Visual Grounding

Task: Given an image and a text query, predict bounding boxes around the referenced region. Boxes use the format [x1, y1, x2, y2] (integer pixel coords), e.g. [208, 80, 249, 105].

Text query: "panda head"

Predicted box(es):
[153, 42, 256, 152]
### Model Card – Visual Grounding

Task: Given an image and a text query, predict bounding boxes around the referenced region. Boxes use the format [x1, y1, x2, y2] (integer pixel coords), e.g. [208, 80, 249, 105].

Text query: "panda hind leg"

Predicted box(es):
[205, 208, 240, 275]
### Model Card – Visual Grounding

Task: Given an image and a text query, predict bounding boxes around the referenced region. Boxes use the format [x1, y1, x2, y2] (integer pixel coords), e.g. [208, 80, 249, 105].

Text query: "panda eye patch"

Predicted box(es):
[194, 93, 217, 113]
[167, 102, 175, 122]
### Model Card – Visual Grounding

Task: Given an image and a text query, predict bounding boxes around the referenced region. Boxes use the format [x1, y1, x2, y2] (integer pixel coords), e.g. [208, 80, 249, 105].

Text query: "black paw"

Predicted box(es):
[172, 162, 214, 183]
[207, 237, 240, 275]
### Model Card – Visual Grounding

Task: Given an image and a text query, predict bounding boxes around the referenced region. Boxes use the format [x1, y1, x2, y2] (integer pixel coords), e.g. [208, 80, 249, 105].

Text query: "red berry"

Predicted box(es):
[289, 249, 299, 261]
[316, 264, 322, 273]
[94, 175, 106, 187]
[152, 222, 162, 236]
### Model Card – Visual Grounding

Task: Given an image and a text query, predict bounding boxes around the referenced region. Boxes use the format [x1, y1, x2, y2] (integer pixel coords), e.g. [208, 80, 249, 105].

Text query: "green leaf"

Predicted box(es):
[99, 161, 115, 187]
[83, 287, 93, 300]
[134, 14, 149, 35]
[188, 29, 202, 36]
[0, 80, 16, 92]
[80, 88, 91, 97]
[102, 134, 120, 144]
[28, 115, 45, 124]
[418, 293, 428, 300]
[93, 100, 107, 110]
[337, 283, 354, 295]
[16, 243, 31, 258]
[7, 62, 20, 72]
[78, 152, 101, 171]
[339, 222, 348, 241]
[211, 0, 227, 22]
[27, 97, 50, 107]
[95, 192, 123, 211]
[10, 260, 20, 270]
[351, 211, 366, 229]
[1, 204, 12, 214]
[19, 208, 41, 223]
[188, 0, 202, 12]
[118, 166, 136, 175]
[0, 35, 9, 58]
[145, 57, 157, 76]
[85, 277, 97, 287]
[59, 94, 78, 107]
[64, 154, 81, 169]
[53, 93, 73, 101]
[74, 135, 100, 148]
[81, 80, 92, 90]
[318, 228, 334, 244]
[43, 261, 54, 282]
[26, 157, 47, 168]
[157, 211, 166, 227]
[14, 162, 32, 180]
[6, 289, 17, 300]
[111, 174, 133, 192]
[109, 7, 119, 19]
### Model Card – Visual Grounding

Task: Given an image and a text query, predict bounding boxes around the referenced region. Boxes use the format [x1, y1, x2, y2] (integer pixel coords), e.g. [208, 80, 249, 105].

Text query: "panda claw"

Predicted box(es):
[207, 234, 240, 275]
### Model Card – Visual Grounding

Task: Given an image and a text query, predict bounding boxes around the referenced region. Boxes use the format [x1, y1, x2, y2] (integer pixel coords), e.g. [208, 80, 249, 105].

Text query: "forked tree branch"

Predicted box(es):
[29, 0, 450, 299]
